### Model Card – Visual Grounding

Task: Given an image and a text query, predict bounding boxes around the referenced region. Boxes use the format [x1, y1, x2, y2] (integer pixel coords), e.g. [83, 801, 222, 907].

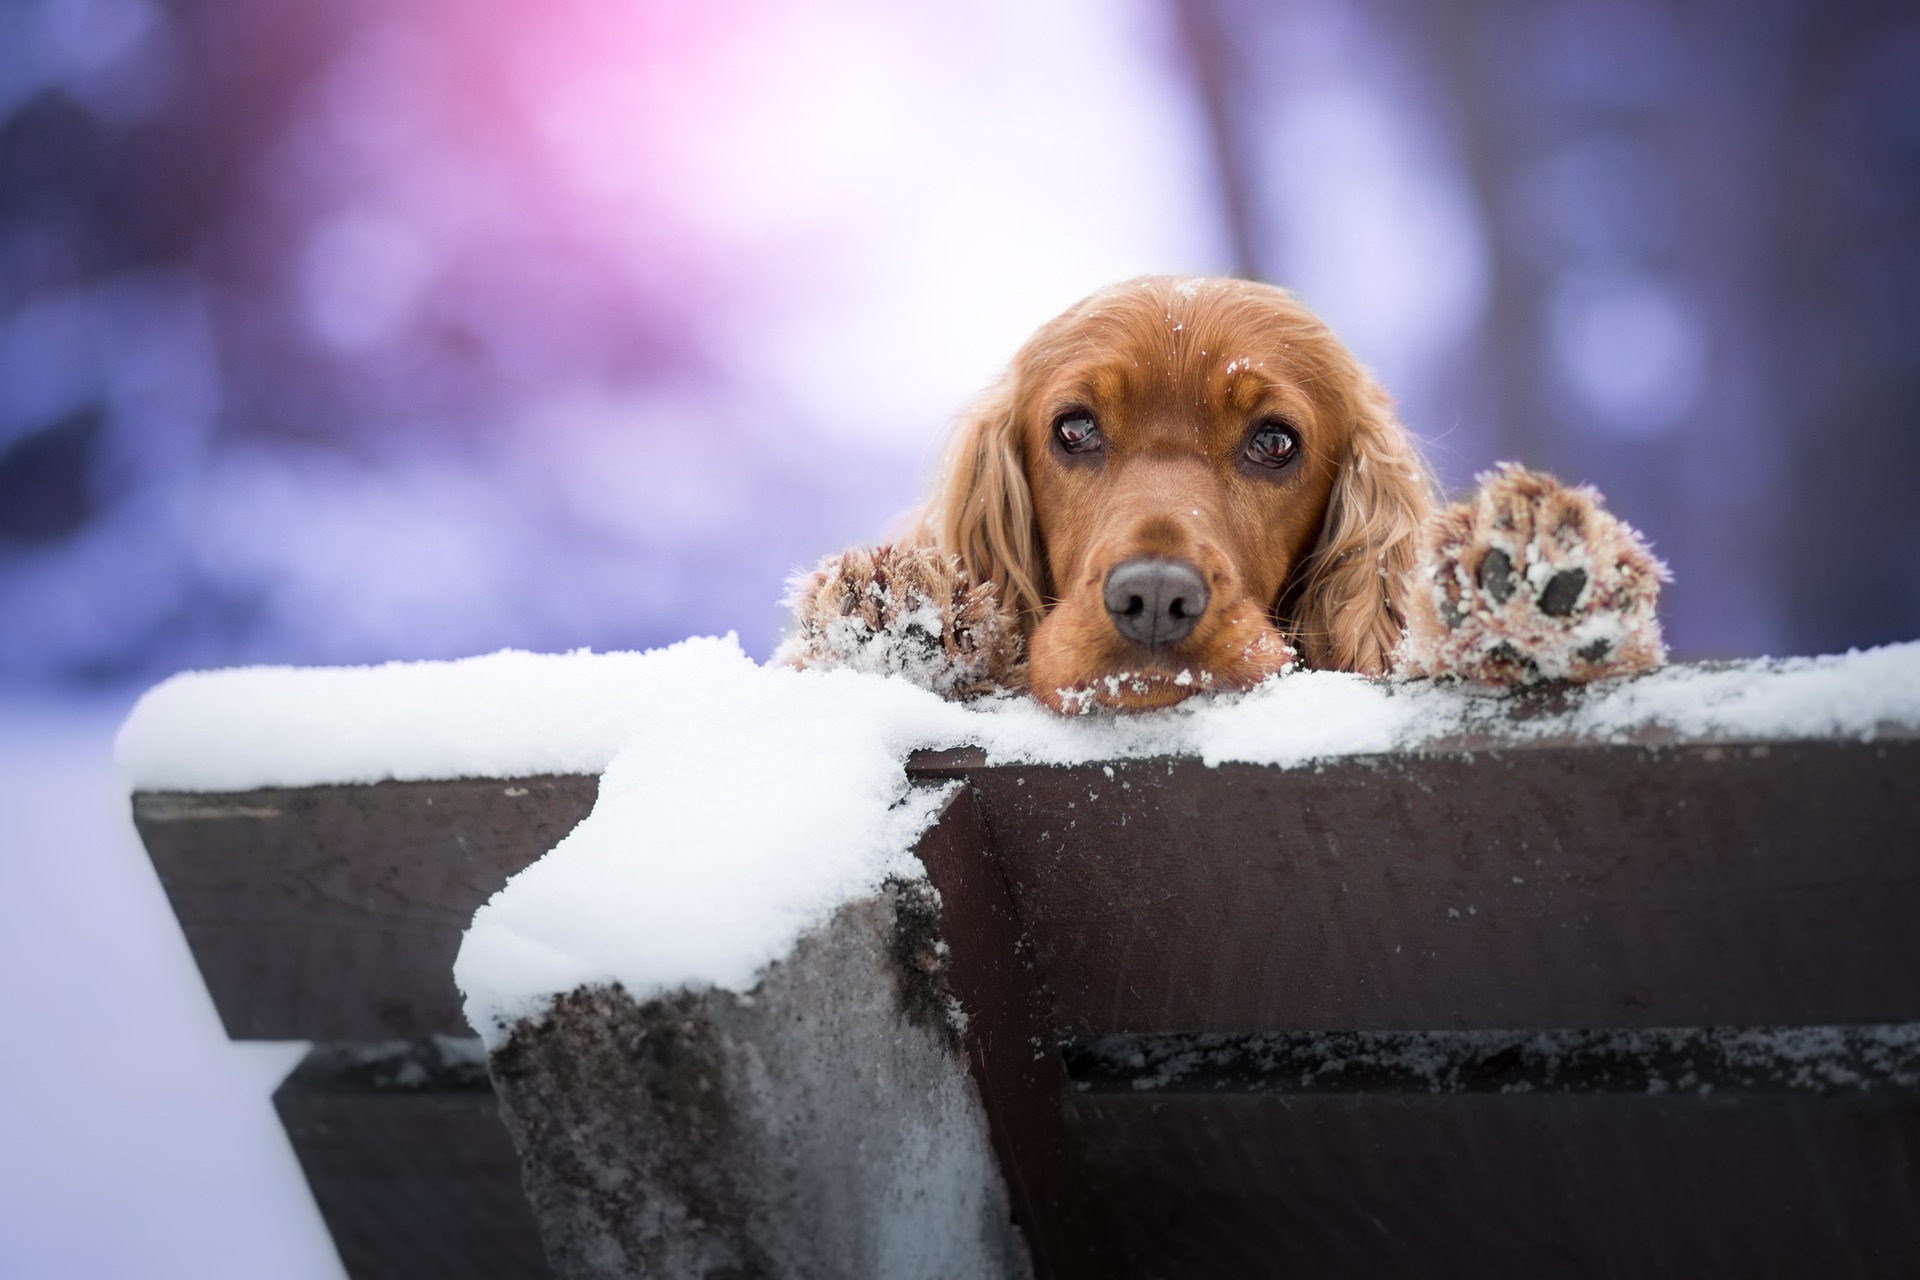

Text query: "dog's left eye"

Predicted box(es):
[1245, 423, 1299, 468]
[1054, 413, 1103, 454]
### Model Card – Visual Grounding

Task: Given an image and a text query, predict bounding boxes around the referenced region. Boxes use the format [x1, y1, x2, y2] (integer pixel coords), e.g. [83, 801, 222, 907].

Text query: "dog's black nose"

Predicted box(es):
[1104, 557, 1209, 647]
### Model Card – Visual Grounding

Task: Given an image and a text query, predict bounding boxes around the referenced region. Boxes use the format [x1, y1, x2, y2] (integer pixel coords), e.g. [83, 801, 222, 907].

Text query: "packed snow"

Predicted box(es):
[115, 637, 1920, 1045]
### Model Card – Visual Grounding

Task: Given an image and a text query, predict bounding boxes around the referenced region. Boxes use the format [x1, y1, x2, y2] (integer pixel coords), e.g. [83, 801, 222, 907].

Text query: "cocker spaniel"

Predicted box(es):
[782, 276, 1666, 710]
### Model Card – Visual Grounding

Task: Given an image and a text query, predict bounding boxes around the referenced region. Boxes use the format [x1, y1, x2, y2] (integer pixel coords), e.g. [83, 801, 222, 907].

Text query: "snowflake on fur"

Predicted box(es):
[776, 545, 1026, 698]
[1397, 463, 1670, 685]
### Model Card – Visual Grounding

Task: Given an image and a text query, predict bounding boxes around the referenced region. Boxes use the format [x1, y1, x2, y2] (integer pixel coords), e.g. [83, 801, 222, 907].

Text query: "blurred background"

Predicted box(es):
[2, 0, 1915, 1274]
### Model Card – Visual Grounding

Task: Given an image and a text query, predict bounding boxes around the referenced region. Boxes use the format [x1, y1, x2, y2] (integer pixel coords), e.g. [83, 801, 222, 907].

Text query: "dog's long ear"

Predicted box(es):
[1287, 376, 1436, 675]
[908, 371, 1048, 628]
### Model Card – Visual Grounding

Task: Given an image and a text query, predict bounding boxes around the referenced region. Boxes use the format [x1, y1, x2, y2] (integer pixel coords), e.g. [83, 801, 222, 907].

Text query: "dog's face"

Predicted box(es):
[922, 276, 1430, 712]
[1014, 280, 1355, 709]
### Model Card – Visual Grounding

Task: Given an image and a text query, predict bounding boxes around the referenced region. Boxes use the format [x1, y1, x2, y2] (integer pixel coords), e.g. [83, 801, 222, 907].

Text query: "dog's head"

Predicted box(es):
[916, 276, 1434, 711]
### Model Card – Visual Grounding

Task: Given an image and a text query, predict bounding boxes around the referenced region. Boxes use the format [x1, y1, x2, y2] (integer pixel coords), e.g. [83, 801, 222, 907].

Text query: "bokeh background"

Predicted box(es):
[3, 0, 1915, 1274]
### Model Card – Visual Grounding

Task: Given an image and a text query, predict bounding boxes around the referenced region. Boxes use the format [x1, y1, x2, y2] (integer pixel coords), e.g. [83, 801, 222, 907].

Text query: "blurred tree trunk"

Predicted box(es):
[1167, 0, 1920, 658]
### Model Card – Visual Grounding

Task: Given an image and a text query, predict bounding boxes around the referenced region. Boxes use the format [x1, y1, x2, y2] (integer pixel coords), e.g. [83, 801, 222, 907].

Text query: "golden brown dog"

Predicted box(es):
[784, 276, 1667, 709]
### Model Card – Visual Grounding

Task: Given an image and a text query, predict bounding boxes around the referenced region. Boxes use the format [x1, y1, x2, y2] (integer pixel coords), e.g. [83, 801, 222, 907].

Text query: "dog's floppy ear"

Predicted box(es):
[910, 371, 1048, 627]
[1286, 375, 1436, 675]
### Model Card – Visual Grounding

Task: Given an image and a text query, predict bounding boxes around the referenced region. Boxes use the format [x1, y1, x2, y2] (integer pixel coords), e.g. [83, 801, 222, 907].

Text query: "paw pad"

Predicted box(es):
[1477, 548, 1517, 604]
[1397, 463, 1669, 684]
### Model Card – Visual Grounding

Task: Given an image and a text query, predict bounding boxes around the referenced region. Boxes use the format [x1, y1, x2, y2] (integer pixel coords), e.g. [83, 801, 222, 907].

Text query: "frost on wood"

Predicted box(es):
[1399, 463, 1669, 684]
[1067, 1025, 1920, 1097]
[777, 544, 1026, 698]
[485, 883, 1031, 1280]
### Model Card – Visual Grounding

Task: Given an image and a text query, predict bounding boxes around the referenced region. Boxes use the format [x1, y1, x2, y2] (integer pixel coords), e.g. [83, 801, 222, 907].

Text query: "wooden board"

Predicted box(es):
[912, 786, 1112, 1277]
[911, 739, 1920, 1032]
[906, 738, 1920, 1278]
[135, 775, 597, 1039]
[275, 1041, 551, 1280]
[1066, 1091, 1920, 1277]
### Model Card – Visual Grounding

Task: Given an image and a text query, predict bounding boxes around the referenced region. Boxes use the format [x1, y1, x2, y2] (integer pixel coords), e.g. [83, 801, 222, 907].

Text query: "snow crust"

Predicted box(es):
[115, 647, 697, 791]
[447, 641, 966, 1047]
[115, 637, 1920, 1045]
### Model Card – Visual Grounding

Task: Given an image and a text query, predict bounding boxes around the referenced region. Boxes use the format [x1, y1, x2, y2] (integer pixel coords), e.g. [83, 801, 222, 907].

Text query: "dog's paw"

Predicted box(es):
[776, 544, 1026, 698]
[1397, 463, 1669, 684]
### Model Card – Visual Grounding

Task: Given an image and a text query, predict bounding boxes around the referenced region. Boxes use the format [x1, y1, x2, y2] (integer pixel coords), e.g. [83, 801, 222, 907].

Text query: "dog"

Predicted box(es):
[782, 276, 1667, 710]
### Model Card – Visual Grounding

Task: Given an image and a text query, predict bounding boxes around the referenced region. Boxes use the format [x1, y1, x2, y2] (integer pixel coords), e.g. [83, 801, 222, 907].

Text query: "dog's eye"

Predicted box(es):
[1054, 412, 1103, 455]
[1245, 422, 1299, 468]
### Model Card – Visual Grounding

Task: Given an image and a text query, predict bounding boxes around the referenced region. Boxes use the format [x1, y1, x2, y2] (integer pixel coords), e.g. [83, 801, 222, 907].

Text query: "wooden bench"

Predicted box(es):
[134, 777, 596, 1280]
[134, 723, 1920, 1277]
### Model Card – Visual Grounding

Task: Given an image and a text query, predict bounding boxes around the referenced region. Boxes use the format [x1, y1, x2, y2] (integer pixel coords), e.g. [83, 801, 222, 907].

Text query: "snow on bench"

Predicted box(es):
[118, 636, 1920, 1035]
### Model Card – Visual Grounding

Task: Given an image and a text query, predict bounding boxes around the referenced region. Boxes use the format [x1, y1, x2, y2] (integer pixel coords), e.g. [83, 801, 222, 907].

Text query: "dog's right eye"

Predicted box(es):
[1054, 413, 1103, 454]
[1245, 421, 1300, 469]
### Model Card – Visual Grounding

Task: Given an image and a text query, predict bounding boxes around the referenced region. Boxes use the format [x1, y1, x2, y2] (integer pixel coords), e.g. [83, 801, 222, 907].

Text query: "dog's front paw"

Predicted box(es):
[1397, 463, 1669, 684]
[777, 544, 1026, 698]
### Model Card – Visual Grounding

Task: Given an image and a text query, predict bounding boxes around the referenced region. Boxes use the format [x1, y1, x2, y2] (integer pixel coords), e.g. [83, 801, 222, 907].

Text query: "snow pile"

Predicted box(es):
[118, 638, 1920, 794]
[116, 644, 719, 792]
[445, 641, 975, 1047]
[115, 638, 1920, 1045]
[1568, 644, 1920, 741]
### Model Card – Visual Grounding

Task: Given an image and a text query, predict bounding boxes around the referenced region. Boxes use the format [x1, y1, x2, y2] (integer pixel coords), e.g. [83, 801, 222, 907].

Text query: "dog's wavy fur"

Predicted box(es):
[907, 277, 1437, 677]
[1282, 373, 1436, 673]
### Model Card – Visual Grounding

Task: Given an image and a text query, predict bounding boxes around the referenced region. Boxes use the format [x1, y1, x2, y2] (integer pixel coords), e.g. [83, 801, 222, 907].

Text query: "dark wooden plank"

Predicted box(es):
[135, 775, 597, 1039]
[914, 741, 1920, 1032]
[1065, 1091, 1920, 1278]
[911, 785, 1111, 1280]
[275, 1041, 551, 1280]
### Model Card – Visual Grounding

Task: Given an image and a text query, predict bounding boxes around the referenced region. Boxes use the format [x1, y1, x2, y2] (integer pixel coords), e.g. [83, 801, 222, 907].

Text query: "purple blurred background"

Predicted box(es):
[4, 0, 1916, 683]
[2, 0, 1915, 1274]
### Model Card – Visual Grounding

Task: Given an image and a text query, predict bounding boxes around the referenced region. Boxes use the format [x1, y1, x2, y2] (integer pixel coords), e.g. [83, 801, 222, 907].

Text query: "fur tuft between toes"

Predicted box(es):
[1396, 462, 1669, 685]
[776, 544, 1026, 697]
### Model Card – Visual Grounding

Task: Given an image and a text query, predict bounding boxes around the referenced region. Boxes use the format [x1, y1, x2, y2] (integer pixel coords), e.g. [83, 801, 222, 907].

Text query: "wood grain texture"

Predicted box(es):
[1066, 1091, 1920, 1278]
[484, 880, 1032, 1280]
[275, 1044, 552, 1280]
[908, 736, 1920, 1275]
[914, 740, 1920, 1033]
[136, 775, 598, 1039]
[912, 785, 1110, 1280]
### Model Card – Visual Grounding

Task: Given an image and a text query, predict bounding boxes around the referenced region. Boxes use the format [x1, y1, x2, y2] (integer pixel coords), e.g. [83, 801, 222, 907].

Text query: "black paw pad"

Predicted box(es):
[1538, 568, 1587, 617]
[1477, 549, 1517, 603]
